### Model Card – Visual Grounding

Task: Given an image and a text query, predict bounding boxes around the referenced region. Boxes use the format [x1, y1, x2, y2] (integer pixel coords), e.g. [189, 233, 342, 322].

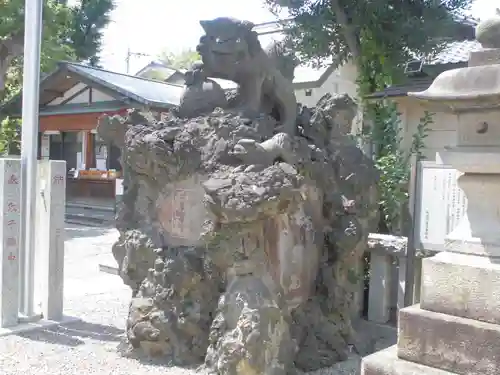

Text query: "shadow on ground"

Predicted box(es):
[16, 320, 124, 347]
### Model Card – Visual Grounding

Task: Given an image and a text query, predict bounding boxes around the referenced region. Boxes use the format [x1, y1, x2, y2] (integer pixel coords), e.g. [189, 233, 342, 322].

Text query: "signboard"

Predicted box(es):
[414, 161, 467, 252]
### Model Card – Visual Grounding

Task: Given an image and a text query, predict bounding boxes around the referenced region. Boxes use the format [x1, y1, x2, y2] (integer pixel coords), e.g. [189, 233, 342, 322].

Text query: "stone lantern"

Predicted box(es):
[362, 15, 500, 375]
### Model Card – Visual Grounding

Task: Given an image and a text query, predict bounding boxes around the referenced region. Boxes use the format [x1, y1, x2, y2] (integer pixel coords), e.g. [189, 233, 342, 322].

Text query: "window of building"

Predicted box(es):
[305, 89, 313, 97]
[49, 132, 63, 161]
[62, 132, 80, 170]
[109, 145, 122, 171]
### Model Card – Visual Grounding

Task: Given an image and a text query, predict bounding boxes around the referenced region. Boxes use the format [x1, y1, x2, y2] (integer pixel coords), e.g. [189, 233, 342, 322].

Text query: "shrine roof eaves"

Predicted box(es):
[1, 61, 184, 116]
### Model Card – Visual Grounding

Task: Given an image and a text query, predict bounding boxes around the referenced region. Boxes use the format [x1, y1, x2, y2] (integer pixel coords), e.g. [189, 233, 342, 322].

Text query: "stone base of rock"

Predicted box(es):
[98, 95, 379, 374]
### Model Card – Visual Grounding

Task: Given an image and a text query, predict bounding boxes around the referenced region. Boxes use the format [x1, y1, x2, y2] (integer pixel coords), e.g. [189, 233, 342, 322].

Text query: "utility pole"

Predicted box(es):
[125, 47, 151, 73]
[19, 0, 43, 319]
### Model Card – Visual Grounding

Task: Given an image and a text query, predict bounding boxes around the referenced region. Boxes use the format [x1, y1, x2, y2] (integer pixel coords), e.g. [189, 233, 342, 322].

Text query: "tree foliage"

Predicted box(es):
[267, 0, 473, 88]
[0, 0, 114, 97]
[64, 0, 115, 66]
[372, 104, 432, 233]
[267, 0, 473, 232]
[158, 49, 200, 70]
[0, 0, 114, 154]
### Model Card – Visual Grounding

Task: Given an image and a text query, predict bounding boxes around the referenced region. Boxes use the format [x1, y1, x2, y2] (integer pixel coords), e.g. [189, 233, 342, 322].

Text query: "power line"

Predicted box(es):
[125, 47, 152, 73]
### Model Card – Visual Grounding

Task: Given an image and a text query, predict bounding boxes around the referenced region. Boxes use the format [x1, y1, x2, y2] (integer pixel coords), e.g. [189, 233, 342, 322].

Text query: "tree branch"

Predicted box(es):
[0, 32, 25, 93]
[329, 0, 362, 59]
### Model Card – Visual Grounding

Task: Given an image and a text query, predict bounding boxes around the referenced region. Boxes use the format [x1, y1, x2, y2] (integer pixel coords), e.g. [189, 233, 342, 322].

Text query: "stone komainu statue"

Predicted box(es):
[195, 17, 298, 135]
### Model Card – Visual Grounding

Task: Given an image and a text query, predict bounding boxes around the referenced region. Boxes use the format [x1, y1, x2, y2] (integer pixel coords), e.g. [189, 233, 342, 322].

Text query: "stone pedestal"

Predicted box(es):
[35, 160, 66, 321]
[362, 16, 500, 375]
[0, 159, 21, 327]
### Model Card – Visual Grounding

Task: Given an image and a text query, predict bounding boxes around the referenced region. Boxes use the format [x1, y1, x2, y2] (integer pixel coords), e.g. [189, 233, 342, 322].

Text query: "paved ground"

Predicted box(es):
[0, 224, 395, 375]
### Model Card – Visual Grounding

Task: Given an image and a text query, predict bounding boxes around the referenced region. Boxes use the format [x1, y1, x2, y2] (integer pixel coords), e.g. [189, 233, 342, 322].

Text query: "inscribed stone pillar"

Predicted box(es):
[35, 160, 66, 321]
[367, 253, 391, 323]
[0, 158, 21, 327]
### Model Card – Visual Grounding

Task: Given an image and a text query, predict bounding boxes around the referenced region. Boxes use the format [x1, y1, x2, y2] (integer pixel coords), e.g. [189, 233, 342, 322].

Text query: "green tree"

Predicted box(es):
[266, 0, 473, 88]
[158, 48, 200, 70]
[64, 0, 115, 67]
[0, 0, 114, 154]
[0, 0, 114, 96]
[266, 0, 472, 232]
[0, 0, 71, 94]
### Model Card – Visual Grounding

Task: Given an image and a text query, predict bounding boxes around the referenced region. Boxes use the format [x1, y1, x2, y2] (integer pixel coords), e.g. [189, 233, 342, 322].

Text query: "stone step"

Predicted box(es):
[361, 346, 457, 375]
[421, 252, 500, 325]
[397, 305, 500, 375]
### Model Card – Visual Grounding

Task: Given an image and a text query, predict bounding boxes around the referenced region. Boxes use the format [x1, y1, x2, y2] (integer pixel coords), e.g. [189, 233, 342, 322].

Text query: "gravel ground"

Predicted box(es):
[0, 224, 394, 375]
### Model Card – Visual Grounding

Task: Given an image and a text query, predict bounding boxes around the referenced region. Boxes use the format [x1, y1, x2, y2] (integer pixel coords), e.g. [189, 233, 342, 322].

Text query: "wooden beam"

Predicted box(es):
[39, 109, 127, 132]
[44, 89, 66, 96]
[85, 131, 95, 169]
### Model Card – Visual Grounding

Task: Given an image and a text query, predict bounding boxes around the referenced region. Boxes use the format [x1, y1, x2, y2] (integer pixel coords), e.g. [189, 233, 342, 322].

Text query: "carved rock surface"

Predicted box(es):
[97, 92, 378, 374]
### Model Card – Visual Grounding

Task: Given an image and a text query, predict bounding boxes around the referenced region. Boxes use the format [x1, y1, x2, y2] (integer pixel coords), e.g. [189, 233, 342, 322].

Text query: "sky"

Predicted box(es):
[95, 0, 495, 74]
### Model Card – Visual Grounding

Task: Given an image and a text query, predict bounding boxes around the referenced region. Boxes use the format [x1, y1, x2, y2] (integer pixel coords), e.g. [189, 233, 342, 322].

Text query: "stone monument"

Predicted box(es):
[98, 17, 378, 375]
[362, 13, 500, 375]
[0, 158, 21, 328]
[34, 160, 66, 321]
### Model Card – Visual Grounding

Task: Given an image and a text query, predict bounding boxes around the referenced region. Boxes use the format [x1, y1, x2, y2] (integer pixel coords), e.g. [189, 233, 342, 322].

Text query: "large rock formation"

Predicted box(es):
[97, 17, 378, 375]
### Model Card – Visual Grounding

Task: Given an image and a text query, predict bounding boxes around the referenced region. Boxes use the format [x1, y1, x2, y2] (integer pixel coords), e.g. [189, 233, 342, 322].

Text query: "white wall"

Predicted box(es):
[294, 61, 362, 135]
[294, 62, 359, 107]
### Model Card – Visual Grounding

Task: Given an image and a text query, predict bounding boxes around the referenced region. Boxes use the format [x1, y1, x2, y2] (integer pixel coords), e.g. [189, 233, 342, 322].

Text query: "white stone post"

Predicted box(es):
[0, 158, 21, 327]
[35, 160, 66, 321]
[397, 257, 406, 311]
[367, 253, 391, 323]
[115, 178, 123, 207]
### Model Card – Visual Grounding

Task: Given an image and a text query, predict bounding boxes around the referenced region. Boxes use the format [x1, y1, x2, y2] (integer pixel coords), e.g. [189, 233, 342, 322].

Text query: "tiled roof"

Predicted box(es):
[426, 39, 482, 65]
[367, 39, 482, 99]
[64, 62, 184, 108]
[1, 62, 186, 116]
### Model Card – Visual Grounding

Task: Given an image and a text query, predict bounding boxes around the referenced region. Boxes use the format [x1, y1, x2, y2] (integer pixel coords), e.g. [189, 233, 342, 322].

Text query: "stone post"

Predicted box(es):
[115, 177, 123, 213]
[35, 160, 66, 321]
[362, 16, 500, 374]
[0, 158, 21, 327]
[367, 253, 391, 323]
